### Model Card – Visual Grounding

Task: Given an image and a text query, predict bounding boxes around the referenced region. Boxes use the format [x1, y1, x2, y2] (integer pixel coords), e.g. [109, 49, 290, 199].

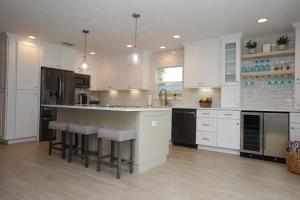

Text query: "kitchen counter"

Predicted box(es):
[42, 104, 172, 112]
[42, 104, 172, 174]
[173, 106, 299, 112]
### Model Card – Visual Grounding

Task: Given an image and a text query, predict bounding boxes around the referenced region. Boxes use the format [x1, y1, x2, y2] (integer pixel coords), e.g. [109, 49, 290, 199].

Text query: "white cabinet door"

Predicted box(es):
[290, 123, 300, 140]
[201, 39, 221, 87]
[295, 84, 300, 110]
[183, 44, 202, 88]
[15, 90, 38, 139]
[0, 34, 7, 89]
[16, 40, 38, 90]
[217, 118, 240, 150]
[100, 56, 120, 90]
[59, 46, 76, 71]
[221, 34, 242, 86]
[119, 55, 142, 90]
[221, 85, 240, 108]
[41, 43, 60, 68]
[0, 89, 6, 140]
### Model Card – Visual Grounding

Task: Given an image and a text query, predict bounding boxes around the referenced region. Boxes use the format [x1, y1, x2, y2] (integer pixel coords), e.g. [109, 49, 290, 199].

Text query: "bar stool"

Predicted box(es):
[97, 128, 135, 179]
[48, 121, 69, 159]
[68, 123, 98, 168]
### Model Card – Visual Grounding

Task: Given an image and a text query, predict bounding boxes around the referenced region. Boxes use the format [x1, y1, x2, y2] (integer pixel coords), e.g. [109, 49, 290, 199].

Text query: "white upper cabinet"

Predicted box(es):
[119, 51, 150, 90]
[295, 84, 300, 110]
[41, 43, 76, 71]
[184, 39, 221, 88]
[294, 22, 300, 84]
[220, 33, 242, 86]
[16, 40, 39, 90]
[100, 56, 120, 90]
[0, 34, 7, 89]
[59, 46, 76, 71]
[221, 85, 240, 108]
[184, 44, 202, 88]
[100, 51, 150, 90]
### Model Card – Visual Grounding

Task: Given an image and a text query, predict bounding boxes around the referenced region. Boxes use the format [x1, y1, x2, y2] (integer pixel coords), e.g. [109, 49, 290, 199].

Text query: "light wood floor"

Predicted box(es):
[0, 142, 299, 200]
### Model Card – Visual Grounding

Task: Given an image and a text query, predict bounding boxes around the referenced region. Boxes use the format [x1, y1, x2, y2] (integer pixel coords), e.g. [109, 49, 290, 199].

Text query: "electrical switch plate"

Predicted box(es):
[152, 121, 158, 127]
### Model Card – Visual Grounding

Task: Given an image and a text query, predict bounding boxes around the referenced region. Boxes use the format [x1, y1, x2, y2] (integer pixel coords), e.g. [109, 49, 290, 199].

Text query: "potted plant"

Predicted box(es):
[277, 36, 289, 50]
[245, 40, 257, 54]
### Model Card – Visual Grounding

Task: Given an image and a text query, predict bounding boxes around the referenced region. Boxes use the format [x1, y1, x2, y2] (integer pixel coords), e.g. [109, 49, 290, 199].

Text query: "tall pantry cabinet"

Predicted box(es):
[220, 33, 243, 108]
[0, 33, 39, 143]
[294, 23, 300, 110]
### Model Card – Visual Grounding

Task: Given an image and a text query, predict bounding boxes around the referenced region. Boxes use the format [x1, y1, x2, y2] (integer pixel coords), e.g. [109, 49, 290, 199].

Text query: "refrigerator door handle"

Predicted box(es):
[59, 74, 62, 104]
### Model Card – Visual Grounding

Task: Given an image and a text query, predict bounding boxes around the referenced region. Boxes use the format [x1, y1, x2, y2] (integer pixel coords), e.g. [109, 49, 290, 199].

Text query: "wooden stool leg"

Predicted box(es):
[130, 140, 135, 174]
[110, 141, 114, 167]
[117, 142, 121, 179]
[62, 131, 66, 159]
[97, 138, 102, 172]
[48, 130, 53, 156]
[68, 132, 73, 163]
[85, 135, 89, 168]
[81, 135, 85, 159]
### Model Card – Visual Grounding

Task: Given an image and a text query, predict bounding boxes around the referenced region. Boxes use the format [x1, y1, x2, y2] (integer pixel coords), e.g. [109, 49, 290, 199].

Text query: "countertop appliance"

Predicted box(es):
[172, 108, 197, 148]
[241, 111, 289, 163]
[74, 73, 90, 89]
[40, 67, 75, 141]
[77, 93, 88, 104]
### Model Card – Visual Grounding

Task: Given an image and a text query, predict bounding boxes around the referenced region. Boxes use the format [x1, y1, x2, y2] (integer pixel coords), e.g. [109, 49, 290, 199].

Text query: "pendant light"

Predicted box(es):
[79, 30, 90, 71]
[128, 13, 143, 65]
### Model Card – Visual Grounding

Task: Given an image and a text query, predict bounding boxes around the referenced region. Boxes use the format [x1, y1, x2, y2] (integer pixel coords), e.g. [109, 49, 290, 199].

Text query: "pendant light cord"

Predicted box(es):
[134, 17, 138, 48]
[84, 32, 87, 61]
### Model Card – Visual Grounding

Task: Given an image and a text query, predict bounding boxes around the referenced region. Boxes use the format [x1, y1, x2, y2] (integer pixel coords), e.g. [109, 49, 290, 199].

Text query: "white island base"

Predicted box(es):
[49, 106, 172, 173]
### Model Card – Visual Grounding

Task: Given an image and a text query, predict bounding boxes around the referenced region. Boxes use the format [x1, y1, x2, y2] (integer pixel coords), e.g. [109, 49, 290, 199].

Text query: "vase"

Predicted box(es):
[248, 48, 256, 54]
[278, 44, 287, 51]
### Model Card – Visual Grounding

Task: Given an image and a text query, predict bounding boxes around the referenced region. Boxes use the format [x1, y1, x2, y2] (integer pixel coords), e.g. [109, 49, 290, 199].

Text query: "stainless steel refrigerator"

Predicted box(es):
[39, 67, 75, 141]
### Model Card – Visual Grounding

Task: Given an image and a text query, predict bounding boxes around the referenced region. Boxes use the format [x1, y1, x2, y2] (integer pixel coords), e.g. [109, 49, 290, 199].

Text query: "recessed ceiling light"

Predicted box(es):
[160, 46, 166, 49]
[126, 44, 133, 48]
[28, 35, 36, 39]
[173, 35, 181, 39]
[257, 18, 268, 23]
[90, 52, 96, 55]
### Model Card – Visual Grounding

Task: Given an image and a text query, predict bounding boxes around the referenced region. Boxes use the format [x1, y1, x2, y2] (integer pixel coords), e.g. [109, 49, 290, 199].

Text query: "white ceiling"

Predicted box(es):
[0, 0, 300, 55]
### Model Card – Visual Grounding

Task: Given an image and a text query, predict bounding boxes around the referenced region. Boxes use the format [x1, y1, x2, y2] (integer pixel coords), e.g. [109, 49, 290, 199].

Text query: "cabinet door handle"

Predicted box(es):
[291, 127, 294, 130]
[201, 138, 210, 140]
[297, 77, 299, 81]
[237, 123, 240, 125]
[201, 123, 210, 126]
[224, 113, 233, 116]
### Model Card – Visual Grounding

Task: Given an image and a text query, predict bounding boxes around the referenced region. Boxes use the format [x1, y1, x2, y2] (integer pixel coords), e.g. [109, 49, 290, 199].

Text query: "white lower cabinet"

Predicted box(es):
[15, 90, 38, 139]
[196, 109, 241, 153]
[217, 118, 240, 150]
[290, 113, 300, 140]
[0, 89, 6, 140]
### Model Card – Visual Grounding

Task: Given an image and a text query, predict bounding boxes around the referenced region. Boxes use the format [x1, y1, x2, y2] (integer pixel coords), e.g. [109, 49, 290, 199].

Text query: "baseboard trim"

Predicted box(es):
[136, 155, 167, 173]
[198, 145, 240, 155]
[5, 137, 37, 144]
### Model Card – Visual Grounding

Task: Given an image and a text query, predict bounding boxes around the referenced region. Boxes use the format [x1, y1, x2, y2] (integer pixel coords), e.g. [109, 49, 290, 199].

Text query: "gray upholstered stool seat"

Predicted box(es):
[49, 121, 69, 131]
[67, 123, 98, 167]
[69, 124, 98, 135]
[48, 121, 69, 159]
[97, 128, 135, 142]
[97, 128, 136, 179]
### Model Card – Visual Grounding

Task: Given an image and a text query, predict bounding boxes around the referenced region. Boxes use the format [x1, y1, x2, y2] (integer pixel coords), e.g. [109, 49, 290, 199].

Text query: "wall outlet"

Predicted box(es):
[151, 121, 158, 127]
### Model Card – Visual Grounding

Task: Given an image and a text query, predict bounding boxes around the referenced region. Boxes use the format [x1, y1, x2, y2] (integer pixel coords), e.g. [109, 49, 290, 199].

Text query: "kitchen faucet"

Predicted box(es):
[159, 89, 168, 107]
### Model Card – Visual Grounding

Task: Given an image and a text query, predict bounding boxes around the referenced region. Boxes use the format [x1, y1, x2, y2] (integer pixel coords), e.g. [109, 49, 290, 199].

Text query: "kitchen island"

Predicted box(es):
[42, 104, 172, 173]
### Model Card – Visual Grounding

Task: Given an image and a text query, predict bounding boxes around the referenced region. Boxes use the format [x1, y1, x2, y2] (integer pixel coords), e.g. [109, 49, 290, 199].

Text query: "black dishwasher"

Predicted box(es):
[172, 108, 197, 148]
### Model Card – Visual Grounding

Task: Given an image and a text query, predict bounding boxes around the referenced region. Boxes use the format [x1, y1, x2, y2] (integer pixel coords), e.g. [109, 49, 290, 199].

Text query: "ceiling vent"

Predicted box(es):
[61, 42, 74, 47]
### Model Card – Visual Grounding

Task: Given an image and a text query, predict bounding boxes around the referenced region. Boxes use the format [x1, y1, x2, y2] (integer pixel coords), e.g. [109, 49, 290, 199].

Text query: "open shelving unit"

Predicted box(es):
[241, 49, 295, 59]
[241, 68, 295, 78]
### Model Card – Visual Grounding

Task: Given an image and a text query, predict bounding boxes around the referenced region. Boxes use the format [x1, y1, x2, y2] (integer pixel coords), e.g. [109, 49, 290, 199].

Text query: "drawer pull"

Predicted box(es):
[224, 113, 233, 116]
[202, 113, 210, 115]
[291, 127, 294, 130]
[201, 123, 210, 126]
[201, 138, 210, 140]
